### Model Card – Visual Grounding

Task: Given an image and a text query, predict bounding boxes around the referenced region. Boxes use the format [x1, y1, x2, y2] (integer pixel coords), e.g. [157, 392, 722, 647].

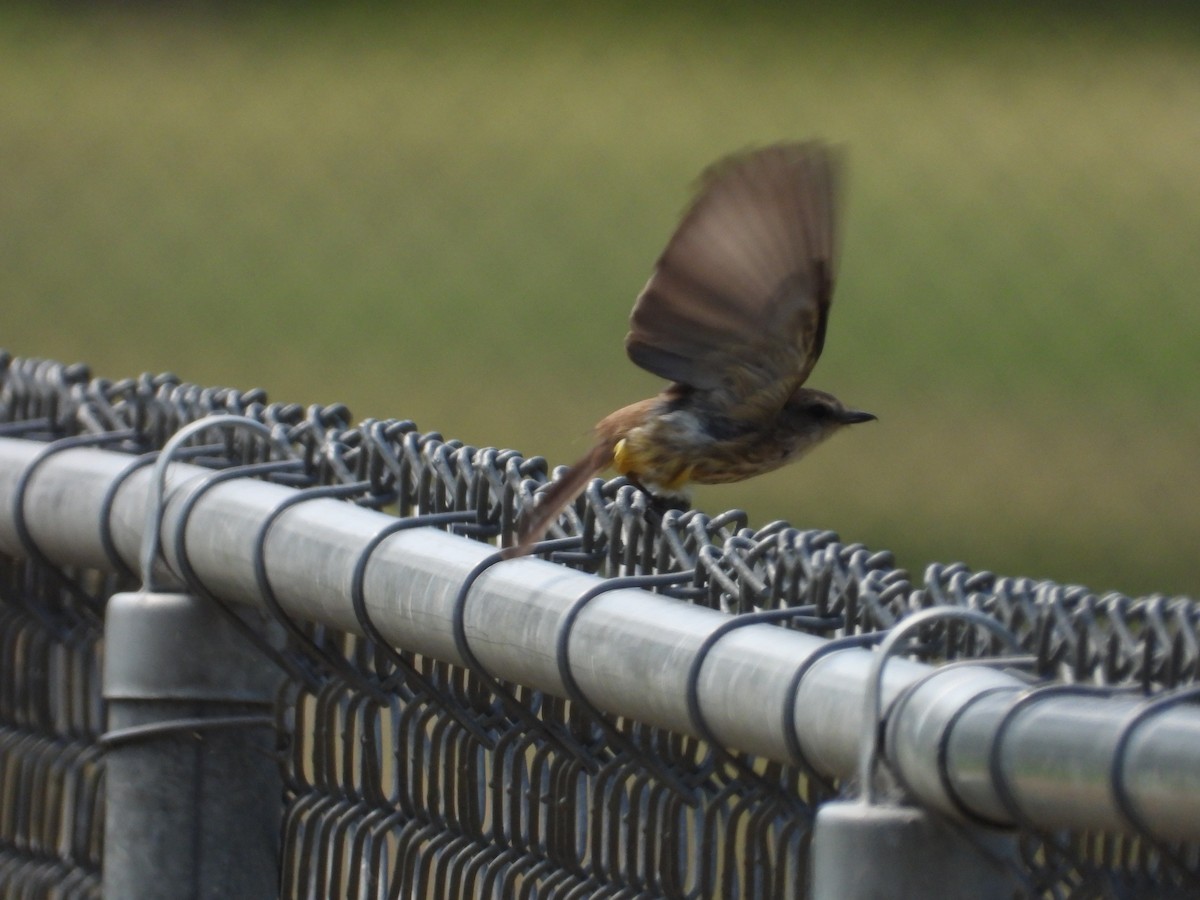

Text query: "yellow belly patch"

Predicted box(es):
[613, 438, 693, 493]
[613, 438, 636, 476]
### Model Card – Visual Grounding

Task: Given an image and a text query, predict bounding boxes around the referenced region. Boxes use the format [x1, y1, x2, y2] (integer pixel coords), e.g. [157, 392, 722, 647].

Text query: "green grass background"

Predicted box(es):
[2, 3, 1197, 597]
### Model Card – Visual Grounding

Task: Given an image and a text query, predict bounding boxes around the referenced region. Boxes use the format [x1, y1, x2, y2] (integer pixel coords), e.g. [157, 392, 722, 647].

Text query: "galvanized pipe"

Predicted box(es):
[3, 436, 1200, 843]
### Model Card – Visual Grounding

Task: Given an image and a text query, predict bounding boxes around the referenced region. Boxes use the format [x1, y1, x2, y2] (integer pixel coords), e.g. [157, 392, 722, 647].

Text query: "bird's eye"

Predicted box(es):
[809, 404, 833, 420]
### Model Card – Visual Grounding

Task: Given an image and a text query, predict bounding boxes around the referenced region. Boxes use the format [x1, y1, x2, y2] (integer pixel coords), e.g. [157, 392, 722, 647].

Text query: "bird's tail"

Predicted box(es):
[504, 440, 616, 558]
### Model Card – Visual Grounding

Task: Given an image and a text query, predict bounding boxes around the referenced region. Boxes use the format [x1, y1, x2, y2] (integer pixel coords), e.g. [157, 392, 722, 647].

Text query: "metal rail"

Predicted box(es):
[2, 435, 1198, 843]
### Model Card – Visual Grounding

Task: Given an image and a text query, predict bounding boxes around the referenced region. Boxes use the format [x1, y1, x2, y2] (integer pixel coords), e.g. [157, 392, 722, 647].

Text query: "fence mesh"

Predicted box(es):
[1, 352, 1198, 898]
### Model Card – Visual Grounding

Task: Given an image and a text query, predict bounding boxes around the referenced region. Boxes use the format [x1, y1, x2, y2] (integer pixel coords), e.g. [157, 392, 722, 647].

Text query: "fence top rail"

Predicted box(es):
[2, 352, 1200, 849]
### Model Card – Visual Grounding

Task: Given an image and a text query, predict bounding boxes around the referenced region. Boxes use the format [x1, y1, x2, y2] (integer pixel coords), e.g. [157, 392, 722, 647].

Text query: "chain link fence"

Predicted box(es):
[1, 352, 1198, 898]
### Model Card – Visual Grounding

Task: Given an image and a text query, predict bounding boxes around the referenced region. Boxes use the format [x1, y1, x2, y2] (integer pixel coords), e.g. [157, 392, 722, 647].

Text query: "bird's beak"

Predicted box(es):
[839, 409, 877, 424]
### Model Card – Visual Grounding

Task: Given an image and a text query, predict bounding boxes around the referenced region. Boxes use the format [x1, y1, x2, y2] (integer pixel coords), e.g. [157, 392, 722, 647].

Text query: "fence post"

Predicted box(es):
[102, 589, 284, 900]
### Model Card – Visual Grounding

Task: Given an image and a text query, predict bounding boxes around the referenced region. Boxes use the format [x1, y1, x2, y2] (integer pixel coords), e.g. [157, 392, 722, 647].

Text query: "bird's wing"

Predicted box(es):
[625, 142, 841, 418]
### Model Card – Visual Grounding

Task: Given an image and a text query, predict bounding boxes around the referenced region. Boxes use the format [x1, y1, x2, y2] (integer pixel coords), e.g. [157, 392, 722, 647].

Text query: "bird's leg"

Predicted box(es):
[649, 492, 691, 515]
[622, 472, 692, 515]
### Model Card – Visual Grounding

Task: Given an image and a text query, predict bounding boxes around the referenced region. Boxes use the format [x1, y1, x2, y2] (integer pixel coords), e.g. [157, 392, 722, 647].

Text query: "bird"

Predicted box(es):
[508, 141, 874, 557]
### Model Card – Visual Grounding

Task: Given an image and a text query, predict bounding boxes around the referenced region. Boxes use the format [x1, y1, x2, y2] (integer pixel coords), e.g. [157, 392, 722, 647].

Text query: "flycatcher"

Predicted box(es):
[510, 141, 873, 556]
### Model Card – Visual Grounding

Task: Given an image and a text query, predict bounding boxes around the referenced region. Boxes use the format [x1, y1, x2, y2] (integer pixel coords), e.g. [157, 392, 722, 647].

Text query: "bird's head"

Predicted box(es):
[780, 387, 876, 449]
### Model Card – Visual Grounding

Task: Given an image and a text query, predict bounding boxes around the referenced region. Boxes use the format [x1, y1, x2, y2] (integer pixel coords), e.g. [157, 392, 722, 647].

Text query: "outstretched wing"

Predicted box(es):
[625, 142, 841, 417]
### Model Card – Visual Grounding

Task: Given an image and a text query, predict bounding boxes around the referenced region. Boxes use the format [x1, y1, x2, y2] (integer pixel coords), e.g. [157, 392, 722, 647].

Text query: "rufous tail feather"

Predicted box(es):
[504, 440, 616, 558]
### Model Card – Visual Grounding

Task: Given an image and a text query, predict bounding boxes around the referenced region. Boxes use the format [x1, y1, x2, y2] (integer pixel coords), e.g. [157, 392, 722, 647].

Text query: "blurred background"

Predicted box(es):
[2, 3, 1197, 597]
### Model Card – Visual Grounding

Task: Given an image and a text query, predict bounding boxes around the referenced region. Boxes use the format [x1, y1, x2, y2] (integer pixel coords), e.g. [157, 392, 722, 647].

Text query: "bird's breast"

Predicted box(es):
[613, 409, 763, 493]
[612, 409, 706, 496]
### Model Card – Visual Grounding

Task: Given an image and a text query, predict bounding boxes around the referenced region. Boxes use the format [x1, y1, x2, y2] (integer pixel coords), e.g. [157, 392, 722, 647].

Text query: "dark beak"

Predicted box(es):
[839, 409, 877, 425]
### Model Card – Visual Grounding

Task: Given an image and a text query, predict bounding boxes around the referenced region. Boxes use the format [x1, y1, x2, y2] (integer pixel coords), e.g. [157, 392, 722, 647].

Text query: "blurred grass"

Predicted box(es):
[1, 3, 1198, 596]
